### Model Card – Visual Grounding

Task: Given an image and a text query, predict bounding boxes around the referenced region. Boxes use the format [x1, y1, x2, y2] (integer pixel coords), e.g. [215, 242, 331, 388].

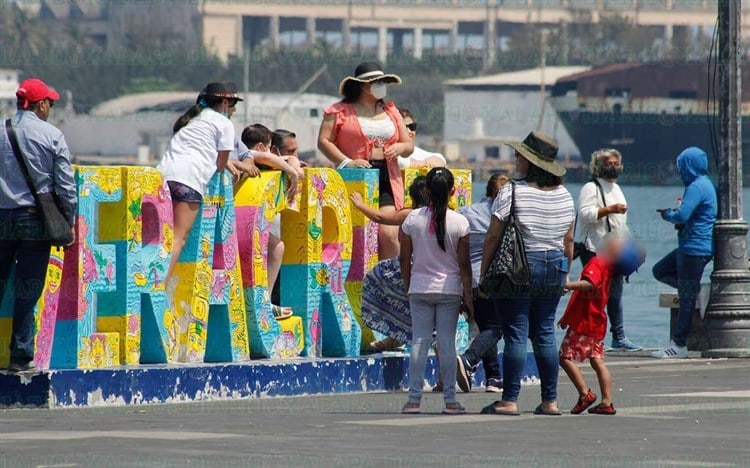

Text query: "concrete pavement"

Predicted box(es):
[1, 356, 748, 467]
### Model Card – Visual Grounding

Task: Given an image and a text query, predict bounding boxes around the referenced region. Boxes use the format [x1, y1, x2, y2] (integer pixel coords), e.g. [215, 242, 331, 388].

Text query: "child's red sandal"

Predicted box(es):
[588, 403, 617, 415]
[571, 390, 597, 414]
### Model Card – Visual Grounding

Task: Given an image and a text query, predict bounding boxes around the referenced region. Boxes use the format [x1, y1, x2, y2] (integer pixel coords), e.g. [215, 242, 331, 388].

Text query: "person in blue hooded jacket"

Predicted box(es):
[651, 147, 717, 359]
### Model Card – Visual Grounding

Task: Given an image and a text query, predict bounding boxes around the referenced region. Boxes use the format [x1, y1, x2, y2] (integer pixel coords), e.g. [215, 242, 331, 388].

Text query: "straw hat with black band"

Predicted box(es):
[338, 62, 402, 96]
[503, 131, 566, 177]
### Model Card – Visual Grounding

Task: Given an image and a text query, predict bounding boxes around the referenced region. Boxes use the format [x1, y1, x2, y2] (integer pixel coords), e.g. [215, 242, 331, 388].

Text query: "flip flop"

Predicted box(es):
[401, 403, 421, 414]
[271, 304, 293, 319]
[480, 401, 520, 416]
[533, 404, 562, 416]
[442, 403, 466, 415]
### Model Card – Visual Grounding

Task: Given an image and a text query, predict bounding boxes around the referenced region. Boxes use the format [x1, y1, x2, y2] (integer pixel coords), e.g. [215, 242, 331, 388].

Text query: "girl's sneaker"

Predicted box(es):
[402, 402, 421, 414]
[485, 378, 503, 393]
[442, 403, 466, 415]
[571, 389, 597, 414]
[588, 403, 616, 415]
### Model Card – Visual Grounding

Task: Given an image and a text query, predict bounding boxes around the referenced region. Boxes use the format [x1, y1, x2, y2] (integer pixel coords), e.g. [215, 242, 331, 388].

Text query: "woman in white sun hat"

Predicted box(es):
[318, 62, 414, 260]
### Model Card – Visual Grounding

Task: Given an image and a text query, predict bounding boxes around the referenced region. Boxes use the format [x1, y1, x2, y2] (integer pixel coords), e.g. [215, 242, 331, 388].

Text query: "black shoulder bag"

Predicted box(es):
[479, 182, 530, 298]
[5, 119, 74, 246]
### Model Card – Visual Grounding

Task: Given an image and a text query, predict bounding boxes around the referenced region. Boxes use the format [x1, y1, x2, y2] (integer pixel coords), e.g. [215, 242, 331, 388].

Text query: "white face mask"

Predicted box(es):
[369, 82, 387, 100]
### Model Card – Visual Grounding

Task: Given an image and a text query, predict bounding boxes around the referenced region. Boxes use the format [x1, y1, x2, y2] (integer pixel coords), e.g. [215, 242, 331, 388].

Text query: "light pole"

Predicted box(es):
[703, 0, 750, 358]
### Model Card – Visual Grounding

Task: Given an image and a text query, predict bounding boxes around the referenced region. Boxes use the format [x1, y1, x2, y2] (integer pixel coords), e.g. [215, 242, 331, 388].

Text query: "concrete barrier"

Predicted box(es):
[658, 284, 711, 351]
[0, 353, 537, 408]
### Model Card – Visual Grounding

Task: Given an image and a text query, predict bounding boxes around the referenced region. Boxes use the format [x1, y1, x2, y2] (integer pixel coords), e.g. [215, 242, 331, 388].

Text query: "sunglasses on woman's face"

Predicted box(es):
[406, 122, 417, 132]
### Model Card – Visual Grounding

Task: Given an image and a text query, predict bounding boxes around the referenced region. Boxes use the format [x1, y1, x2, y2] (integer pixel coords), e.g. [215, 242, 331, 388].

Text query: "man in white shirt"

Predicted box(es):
[397, 108, 446, 169]
[576, 149, 642, 352]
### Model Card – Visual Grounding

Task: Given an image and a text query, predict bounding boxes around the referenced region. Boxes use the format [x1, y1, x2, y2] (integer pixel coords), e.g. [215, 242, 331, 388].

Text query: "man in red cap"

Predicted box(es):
[1, 78, 77, 372]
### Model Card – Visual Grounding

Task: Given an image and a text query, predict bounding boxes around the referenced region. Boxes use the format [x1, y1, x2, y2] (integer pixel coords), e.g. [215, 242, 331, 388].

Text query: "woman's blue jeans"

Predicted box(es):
[652, 248, 712, 348]
[493, 250, 565, 403]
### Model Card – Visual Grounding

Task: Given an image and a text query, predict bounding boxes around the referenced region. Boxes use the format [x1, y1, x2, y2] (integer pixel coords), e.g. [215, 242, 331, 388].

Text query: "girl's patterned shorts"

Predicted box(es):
[167, 181, 203, 203]
[559, 328, 605, 362]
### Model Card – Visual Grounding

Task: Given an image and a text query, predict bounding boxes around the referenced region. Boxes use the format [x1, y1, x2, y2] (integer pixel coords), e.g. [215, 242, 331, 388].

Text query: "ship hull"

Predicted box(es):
[557, 110, 750, 184]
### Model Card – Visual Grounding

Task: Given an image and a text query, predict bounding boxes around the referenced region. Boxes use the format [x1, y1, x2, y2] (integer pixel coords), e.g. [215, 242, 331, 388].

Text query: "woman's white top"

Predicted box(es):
[157, 108, 235, 195]
[357, 116, 396, 147]
[492, 181, 575, 252]
[397, 146, 447, 169]
[576, 178, 628, 252]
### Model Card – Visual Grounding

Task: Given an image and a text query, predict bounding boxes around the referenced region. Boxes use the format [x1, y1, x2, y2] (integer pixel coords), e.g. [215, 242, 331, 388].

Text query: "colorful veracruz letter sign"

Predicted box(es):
[280, 169, 362, 357]
[339, 168, 380, 350]
[0, 167, 177, 369]
[235, 169, 363, 358]
[169, 171, 251, 363]
[233, 171, 306, 359]
[0, 165, 467, 369]
[96, 166, 176, 365]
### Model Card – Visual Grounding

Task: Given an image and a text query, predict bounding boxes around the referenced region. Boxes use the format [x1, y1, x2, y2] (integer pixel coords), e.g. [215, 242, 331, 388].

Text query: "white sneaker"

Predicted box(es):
[650, 340, 688, 359]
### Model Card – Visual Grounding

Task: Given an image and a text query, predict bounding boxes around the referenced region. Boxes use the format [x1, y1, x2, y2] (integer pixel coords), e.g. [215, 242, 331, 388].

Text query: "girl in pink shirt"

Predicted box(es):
[400, 167, 473, 415]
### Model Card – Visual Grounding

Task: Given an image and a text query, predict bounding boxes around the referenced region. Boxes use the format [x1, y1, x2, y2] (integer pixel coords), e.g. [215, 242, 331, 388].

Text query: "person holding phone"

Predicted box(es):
[575, 149, 641, 352]
[651, 147, 717, 359]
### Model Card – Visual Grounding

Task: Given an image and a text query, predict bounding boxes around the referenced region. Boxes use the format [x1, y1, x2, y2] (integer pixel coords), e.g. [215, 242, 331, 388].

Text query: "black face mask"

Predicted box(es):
[601, 166, 622, 179]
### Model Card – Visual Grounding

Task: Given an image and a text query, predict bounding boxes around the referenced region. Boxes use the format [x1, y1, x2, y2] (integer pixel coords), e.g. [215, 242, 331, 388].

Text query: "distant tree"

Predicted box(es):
[0, 3, 53, 55]
[109, 2, 201, 52]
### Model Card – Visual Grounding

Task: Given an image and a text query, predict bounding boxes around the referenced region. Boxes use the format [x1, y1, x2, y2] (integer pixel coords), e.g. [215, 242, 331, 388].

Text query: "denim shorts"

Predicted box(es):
[167, 181, 203, 203]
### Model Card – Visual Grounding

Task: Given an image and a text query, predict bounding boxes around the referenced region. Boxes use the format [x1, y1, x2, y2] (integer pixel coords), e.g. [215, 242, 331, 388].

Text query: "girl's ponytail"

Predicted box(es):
[425, 167, 454, 252]
[173, 102, 204, 134]
[172, 94, 223, 134]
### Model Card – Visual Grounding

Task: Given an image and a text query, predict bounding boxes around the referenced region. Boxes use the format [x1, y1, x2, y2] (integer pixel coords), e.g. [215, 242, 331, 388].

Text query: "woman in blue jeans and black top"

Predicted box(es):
[479, 131, 575, 416]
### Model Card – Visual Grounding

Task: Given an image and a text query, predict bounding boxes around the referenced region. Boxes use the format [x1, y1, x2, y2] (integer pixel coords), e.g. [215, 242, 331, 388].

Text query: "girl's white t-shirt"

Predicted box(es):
[401, 206, 470, 296]
[157, 108, 235, 195]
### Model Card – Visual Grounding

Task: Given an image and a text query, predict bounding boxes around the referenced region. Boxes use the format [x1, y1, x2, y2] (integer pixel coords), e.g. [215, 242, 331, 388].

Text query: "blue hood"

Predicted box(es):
[676, 147, 708, 185]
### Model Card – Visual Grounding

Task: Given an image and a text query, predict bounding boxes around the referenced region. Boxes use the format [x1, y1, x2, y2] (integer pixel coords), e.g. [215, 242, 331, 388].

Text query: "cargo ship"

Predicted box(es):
[550, 63, 750, 184]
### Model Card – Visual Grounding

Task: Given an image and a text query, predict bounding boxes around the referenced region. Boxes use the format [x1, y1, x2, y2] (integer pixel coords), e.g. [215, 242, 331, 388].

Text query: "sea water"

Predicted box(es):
[472, 182, 750, 348]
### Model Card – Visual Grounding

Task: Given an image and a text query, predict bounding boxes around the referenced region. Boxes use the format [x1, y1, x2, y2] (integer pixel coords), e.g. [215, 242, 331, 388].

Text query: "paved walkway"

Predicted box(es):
[1, 356, 748, 467]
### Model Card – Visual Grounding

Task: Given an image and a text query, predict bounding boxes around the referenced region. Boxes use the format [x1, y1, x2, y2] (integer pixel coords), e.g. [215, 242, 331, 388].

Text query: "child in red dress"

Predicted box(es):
[559, 237, 620, 415]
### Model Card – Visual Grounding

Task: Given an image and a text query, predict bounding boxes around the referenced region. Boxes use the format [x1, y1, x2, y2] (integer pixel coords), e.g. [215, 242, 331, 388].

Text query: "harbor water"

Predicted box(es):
[471, 181, 750, 349]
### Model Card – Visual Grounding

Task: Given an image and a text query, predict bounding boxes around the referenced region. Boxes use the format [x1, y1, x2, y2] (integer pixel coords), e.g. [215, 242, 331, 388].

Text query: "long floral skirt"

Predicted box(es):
[362, 258, 412, 344]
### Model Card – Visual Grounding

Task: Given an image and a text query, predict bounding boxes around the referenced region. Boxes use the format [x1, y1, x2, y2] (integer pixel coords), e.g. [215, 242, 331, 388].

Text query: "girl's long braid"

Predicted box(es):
[426, 168, 454, 252]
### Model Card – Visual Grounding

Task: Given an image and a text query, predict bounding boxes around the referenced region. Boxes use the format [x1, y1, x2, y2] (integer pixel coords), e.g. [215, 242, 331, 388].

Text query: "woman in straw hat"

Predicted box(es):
[318, 62, 414, 259]
[478, 131, 575, 416]
[158, 82, 243, 284]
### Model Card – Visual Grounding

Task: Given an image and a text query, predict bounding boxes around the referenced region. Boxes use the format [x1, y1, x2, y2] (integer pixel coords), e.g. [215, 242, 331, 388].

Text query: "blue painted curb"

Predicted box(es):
[0, 353, 539, 408]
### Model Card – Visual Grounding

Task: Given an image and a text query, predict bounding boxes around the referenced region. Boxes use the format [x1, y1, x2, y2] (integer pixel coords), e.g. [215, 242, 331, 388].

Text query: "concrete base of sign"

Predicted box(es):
[0, 352, 538, 408]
